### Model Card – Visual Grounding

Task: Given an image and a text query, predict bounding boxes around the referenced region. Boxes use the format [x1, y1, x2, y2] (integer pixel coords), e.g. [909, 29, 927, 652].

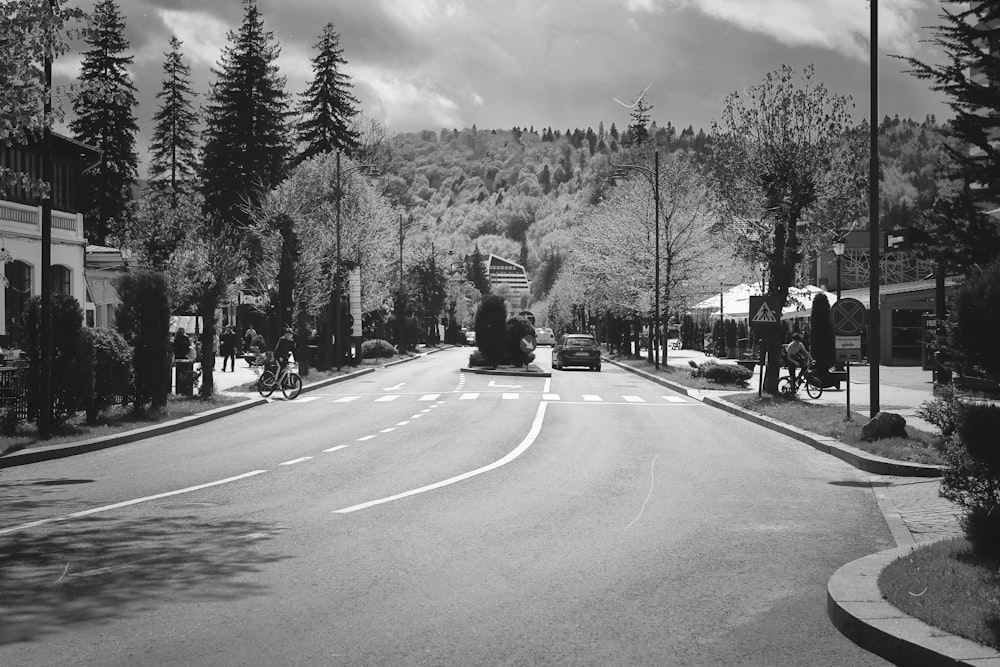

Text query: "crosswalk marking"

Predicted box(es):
[583, 395, 602, 402]
[663, 396, 686, 403]
[460, 393, 479, 400]
[323, 392, 689, 405]
[502, 393, 519, 400]
[419, 394, 439, 401]
[333, 396, 360, 403]
[543, 393, 561, 401]
[623, 395, 644, 403]
[293, 396, 321, 403]
[375, 395, 399, 402]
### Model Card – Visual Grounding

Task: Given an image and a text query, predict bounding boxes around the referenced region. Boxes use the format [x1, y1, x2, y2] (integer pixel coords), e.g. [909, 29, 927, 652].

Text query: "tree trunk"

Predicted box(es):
[199, 296, 217, 399]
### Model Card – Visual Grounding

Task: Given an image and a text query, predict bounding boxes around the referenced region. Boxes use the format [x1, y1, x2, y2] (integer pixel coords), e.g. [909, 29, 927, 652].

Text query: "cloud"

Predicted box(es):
[353, 65, 462, 131]
[156, 9, 229, 67]
[661, 0, 926, 59]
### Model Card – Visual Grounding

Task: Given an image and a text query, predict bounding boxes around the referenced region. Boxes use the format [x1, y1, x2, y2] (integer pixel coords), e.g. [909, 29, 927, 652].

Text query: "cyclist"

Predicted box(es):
[785, 332, 813, 386]
[273, 327, 296, 375]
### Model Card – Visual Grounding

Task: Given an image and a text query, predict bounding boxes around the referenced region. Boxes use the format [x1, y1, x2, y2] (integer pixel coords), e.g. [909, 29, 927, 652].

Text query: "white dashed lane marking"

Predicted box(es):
[375, 395, 400, 402]
[323, 445, 348, 453]
[334, 396, 360, 403]
[583, 395, 603, 402]
[279, 457, 313, 466]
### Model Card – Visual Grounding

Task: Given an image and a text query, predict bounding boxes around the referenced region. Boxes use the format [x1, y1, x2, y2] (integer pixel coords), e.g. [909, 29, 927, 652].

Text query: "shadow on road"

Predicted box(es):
[0, 512, 290, 645]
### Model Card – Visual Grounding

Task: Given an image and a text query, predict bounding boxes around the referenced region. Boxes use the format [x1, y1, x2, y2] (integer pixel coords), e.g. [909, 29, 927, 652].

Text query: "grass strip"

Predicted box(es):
[879, 537, 1000, 650]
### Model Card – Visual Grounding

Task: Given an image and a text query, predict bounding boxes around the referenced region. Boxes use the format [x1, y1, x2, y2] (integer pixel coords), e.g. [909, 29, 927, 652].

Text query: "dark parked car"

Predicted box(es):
[552, 334, 601, 371]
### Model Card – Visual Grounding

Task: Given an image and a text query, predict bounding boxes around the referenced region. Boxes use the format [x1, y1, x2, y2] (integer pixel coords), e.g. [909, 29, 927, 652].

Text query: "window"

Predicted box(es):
[5, 260, 32, 349]
[52, 265, 71, 295]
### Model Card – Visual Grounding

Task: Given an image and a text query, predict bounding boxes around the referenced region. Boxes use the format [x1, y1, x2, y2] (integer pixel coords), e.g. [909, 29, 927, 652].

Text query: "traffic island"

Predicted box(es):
[461, 364, 550, 378]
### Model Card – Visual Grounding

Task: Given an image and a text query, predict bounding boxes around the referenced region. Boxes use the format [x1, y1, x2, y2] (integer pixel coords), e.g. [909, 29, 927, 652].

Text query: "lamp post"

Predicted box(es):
[832, 240, 845, 301]
[610, 149, 661, 369]
[333, 151, 375, 371]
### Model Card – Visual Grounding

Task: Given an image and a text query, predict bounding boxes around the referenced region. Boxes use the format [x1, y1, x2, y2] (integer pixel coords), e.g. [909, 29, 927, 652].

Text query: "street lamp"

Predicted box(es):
[832, 240, 845, 301]
[609, 149, 661, 369]
[334, 151, 376, 371]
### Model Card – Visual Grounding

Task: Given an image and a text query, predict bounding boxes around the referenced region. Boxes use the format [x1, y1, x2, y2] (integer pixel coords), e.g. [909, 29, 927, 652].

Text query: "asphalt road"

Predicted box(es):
[0, 347, 893, 666]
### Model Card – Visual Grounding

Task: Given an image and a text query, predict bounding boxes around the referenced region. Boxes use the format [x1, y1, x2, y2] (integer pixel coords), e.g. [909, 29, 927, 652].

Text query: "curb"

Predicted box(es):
[0, 366, 375, 469]
[827, 546, 1000, 666]
[461, 365, 551, 378]
[607, 358, 943, 478]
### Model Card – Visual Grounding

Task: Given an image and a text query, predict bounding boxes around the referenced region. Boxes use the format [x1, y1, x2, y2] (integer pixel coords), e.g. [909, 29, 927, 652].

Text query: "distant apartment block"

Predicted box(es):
[487, 254, 530, 302]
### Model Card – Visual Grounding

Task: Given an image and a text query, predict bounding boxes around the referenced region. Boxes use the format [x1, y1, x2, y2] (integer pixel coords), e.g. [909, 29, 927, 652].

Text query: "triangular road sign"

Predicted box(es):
[751, 301, 778, 323]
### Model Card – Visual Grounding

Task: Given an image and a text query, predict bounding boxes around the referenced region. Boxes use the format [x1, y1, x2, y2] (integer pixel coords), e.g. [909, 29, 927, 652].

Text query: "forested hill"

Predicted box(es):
[383, 122, 710, 298]
[382, 115, 944, 302]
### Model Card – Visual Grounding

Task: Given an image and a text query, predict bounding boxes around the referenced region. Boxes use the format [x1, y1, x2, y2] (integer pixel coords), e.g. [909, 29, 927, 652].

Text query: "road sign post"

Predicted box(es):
[748, 296, 782, 397]
[831, 298, 868, 422]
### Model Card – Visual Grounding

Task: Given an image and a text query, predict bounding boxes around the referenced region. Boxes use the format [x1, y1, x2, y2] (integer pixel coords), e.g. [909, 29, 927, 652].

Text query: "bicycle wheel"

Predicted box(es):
[257, 370, 276, 397]
[281, 372, 302, 399]
[805, 375, 823, 399]
[777, 377, 795, 397]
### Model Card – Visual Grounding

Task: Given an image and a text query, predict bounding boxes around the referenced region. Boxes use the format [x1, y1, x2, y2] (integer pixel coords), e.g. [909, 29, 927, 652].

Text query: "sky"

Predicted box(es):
[51, 0, 955, 172]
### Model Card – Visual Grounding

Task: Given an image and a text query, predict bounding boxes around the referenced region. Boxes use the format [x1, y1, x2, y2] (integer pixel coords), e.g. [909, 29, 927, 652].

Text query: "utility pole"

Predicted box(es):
[39, 3, 55, 439]
[868, 1, 881, 415]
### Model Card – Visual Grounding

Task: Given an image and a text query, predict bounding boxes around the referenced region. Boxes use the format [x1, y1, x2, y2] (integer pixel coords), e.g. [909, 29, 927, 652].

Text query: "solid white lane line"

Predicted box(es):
[583, 395, 602, 401]
[419, 394, 439, 401]
[0, 518, 59, 536]
[501, 393, 519, 400]
[460, 393, 479, 400]
[334, 402, 549, 514]
[543, 393, 561, 401]
[375, 395, 400, 402]
[279, 457, 313, 466]
[324, 445, 348, 453]
[623, 395, 644, 403]
[357, 435, 376, 441]
[65, 470, 268, 519]
[333, 396, 361, 403]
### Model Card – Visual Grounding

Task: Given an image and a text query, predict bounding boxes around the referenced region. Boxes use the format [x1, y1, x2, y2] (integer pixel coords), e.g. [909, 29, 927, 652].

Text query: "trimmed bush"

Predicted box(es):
[475, 294, 507, 366]
[361, 339, 396, 359]
[22, 293, 94, 426]
[917, 384, 961, 439]
[810, 292, 835, 371]
[505, 315, 535, 366]
[467, 349, 489, 367]
[84, 327, 132, 423]
[702, 362, 753, 387]
[115, 271, 171, 413]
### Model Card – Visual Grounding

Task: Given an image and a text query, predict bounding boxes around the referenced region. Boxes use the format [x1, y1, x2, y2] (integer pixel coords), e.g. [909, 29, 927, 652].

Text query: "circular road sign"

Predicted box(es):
[519, 335, 536, 353]
[830, 297, 868, 335]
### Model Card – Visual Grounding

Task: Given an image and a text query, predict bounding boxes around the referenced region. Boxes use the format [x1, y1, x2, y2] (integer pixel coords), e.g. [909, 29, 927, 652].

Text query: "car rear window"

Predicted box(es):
[566, 337, 595, 347]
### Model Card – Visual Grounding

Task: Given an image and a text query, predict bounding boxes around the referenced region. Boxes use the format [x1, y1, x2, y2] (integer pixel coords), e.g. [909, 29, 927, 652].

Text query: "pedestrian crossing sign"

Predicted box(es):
[749, 296, 781, 330]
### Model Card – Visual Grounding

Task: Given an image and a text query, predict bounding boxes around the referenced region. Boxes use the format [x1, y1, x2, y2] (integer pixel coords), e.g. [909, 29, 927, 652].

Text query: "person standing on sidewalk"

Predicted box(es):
[220, 325, 239, 372]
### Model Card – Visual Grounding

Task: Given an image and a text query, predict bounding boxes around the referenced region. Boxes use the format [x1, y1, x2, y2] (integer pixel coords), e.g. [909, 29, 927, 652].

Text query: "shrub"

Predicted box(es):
[467, 349, 489, 367]
[944, 260, 1000, 382]
[702, 362, 753, 386]
[360, 339, 396, 359]
[84, 327, 132, 423]
[22, 293, 94, 426]
[917, 384, 961, 439]
[115, 271, 171, 413]
[810, 293, 835, 371]
[941, 402, 1000, 558]
[505, 316, 535, 366]
[475, 294, 507, 365]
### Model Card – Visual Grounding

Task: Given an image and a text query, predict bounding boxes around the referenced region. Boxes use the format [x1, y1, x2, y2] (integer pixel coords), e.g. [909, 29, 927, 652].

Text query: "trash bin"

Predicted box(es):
[175, 360, 196, 396]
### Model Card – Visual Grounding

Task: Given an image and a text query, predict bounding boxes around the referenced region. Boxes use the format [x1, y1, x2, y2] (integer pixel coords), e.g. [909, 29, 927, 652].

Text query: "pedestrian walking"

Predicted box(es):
[220, 325, 239, 372]
[244, 325, 258, 352]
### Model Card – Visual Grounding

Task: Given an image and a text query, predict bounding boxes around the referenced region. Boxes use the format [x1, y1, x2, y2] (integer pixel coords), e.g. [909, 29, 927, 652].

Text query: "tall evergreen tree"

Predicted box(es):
[69, 0, 139, 247]
[201, 0, 291, 234]
[626, 91, 653, 146]
[295, 22, 360, 163]
[898, 1, 1000, 271]
[148, 35, 199, 196]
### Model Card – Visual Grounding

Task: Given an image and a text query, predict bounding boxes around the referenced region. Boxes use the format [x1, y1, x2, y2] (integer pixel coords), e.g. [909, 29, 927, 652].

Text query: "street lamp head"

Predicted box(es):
[833, 240, 846, 257]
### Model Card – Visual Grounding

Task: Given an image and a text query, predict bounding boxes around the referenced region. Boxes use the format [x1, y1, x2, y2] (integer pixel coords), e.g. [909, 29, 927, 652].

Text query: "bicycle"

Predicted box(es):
[256, 355, 302, 399]
[778, 362, 823, 399]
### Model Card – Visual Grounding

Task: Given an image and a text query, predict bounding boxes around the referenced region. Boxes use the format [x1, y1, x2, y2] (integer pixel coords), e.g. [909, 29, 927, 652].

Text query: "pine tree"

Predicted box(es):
[201, 0, 291, 234]
[148, 36, 199, 196]
[295, 22, 360, 164]
[626, 91, 653, 146]
[898, 1, 1000, 271]
[69, 0, 139, 247]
